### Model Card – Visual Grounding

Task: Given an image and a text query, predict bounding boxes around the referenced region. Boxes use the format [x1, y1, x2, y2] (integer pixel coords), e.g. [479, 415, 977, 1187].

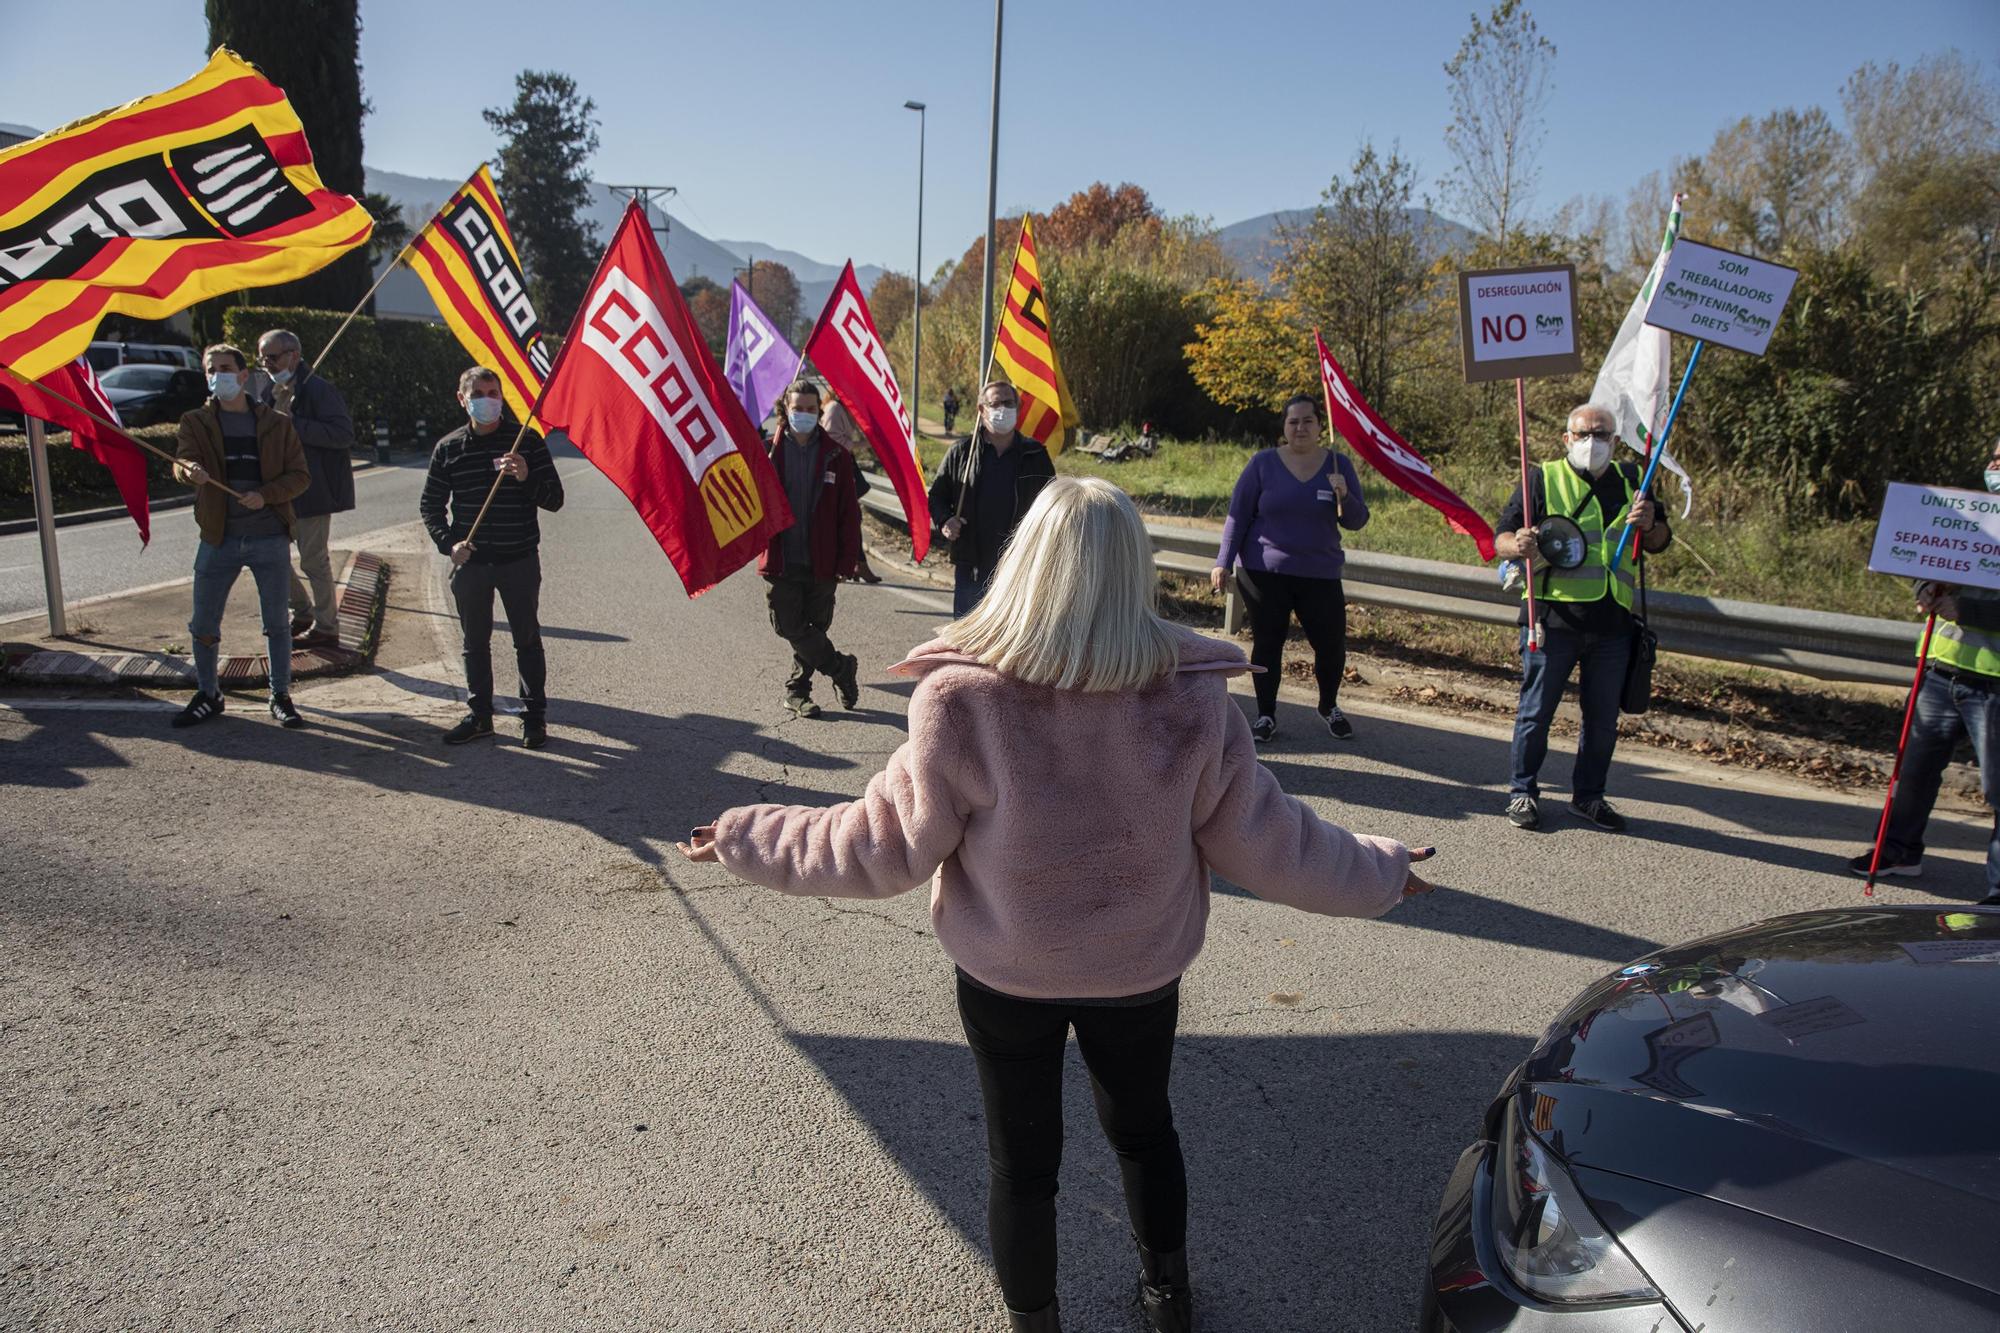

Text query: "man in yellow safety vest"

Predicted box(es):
[1493, 404, 1673, 832]
[1851, 438, 2000, 907]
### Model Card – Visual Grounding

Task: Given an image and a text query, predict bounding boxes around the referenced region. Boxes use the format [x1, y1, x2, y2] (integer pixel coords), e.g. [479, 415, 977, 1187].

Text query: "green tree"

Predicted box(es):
[484, 71, 601, 332]
[1441, 0, 1556, 247]
[205, 0, 369, 309]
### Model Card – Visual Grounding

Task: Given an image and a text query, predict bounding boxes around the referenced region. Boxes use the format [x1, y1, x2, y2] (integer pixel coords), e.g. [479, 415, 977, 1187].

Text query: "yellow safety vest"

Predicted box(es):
[1526, 460, 1637, 612]
[1925, 615, 2000, 676]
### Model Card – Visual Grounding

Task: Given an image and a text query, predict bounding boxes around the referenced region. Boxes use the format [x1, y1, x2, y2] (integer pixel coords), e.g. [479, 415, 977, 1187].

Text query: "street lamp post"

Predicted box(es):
[903, 100, 926, 437]
[980, 0, 1004, 378]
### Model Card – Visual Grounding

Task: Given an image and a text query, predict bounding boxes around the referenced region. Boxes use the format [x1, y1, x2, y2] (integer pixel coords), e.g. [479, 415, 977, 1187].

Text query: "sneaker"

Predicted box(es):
[830, 653, 861, 709]
[1571, 798, 1628, 832]
[1979, 891, 2000, 907]
[1506, 794, 1540, 829]
[1322, 705, 1355, 740]
[442, 713, 494, 745]
[268, 694, 306, 729]
[289, 610, 313, 637]
[292, 627, 341, 650]
[171, 691, 224, 729]
[521, 716, 548, 750]
[1846, 852, 1922, 878]
[785, 694, 823, 720]
[1251, 715, 1276, 743]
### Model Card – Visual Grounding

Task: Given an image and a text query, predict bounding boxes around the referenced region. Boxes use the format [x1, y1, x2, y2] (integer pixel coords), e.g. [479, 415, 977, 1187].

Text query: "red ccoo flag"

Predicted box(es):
[802, 263, 930, 561]
[538, 204, 791, 597]
[1316, 331, 1495, 561]
[0, 359, 151, 544]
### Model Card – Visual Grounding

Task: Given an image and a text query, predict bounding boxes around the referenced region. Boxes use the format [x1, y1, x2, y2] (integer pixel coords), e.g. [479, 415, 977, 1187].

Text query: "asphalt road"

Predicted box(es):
[2, 460, 1987, 1332]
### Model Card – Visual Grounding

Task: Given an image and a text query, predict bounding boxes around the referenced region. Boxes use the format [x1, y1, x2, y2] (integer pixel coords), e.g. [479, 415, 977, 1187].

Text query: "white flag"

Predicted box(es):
[1592, 194, 1692, 517]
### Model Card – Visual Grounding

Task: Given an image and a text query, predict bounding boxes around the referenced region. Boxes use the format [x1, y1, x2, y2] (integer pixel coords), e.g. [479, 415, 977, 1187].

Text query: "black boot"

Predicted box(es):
[1005, 1295, 1060, 1331]
[1137, 1244, 1193, 1332]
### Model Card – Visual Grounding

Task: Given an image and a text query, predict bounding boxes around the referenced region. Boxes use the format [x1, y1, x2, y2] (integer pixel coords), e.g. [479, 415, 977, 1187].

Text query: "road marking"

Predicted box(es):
[872, 581, 953, 614]
[0, 574, 196, 628]
[0, 698, 178, 712]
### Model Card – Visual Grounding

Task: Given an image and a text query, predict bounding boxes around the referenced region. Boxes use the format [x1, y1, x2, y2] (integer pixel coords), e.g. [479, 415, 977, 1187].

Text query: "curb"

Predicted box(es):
[0, 549, 390, 690]
[0, 458, 383, 538]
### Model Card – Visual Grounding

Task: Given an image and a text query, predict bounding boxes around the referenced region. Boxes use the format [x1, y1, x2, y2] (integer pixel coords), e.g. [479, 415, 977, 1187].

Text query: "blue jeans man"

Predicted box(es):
[189, 533, 294, 702]
[1509, 625, 1632, 828]
[1871, 670, 2000, 899]
[953, 562, 996, 617]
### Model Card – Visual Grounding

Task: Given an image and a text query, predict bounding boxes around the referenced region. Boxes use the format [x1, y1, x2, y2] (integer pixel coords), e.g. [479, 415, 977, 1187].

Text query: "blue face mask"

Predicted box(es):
[207, 371, 242, 400]
[466, 396, 503, 427]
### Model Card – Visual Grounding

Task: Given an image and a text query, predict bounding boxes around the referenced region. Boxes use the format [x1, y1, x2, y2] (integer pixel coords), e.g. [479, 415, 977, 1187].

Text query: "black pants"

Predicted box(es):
[956, 972, 1187, 1313]
[1240, 569, 1346, 718]
[765, 575, 840, 697]
[450, 551, 545, 718]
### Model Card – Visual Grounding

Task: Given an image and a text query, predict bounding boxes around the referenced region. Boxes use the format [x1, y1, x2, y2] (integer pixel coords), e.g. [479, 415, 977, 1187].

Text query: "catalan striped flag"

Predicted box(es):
[0, 48, 374, 383]
[991, 216, 1079, 454]
[406, 167, 552, 429]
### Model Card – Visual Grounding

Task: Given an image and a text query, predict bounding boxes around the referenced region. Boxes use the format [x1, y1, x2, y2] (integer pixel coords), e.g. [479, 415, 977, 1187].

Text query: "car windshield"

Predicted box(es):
[98, 366, 176, 391]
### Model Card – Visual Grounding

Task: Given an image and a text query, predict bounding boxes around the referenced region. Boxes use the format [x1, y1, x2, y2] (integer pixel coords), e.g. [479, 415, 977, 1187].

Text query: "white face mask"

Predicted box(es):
[207, 371, 242, 401]
[984, 404, 1018, 434]
[466, 395, 503, 426]
[788, 411, 820, 436]
[270, 367, 295, 386]
[1567, 434, 1612, 476]
[1985, 467, 2000, 494]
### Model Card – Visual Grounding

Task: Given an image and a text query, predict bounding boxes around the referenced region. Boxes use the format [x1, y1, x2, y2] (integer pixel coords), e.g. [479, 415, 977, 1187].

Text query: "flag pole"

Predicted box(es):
[1315, 333, 1345, 521]
[306, 232, 422, 378]
[0, 363, 244, 497]
[1611, 338, 1704, 572]
[24, 417, 66, 637]
[957, 216, 1031, 523]
[1516, 377, 1542, 651]
[1864, 613, 1938, 898]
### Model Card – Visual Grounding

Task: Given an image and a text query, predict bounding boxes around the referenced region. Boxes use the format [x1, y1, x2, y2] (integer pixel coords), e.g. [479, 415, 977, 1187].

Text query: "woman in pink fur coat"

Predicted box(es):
[679, 477, 1435, 1333]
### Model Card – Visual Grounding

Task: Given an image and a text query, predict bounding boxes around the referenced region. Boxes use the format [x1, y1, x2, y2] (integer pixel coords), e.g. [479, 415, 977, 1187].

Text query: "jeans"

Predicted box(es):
[1881, 670, 2000, 894]
[1239, 569, 1347, 717]
[956, 972, 1187, 1314]
[765, 576, 840, 697]
[952, 562, 995, 617]
[450, 552, 546, 718]
[1510, 625, 1632, 804]
[288, 512, 336, 633]
[189, 533, 294, 699]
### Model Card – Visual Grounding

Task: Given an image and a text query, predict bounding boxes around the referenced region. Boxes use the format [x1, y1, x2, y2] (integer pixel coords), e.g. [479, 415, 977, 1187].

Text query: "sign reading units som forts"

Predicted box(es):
[1455, 263, 1582, 383]
[1643, 239, 1798, 356]
[1868, 483, 2000, 593]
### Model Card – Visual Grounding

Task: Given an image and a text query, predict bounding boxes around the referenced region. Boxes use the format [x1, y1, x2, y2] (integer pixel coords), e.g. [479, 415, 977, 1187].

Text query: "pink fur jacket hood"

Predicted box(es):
[712, 625, 1412, 999]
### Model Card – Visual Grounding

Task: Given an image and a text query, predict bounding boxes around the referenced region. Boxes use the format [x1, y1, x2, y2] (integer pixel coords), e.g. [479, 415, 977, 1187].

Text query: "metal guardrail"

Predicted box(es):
[858, 485, 1921, 687]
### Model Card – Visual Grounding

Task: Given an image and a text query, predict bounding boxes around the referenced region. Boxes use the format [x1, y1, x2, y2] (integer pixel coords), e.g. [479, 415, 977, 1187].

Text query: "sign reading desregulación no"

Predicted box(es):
[1868, 483, 2000, 592]
[1455, 263, 1582, 382]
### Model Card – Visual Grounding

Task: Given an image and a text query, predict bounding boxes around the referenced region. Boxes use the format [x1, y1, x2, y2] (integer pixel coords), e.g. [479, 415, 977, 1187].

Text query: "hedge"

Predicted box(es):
[222, 305, 472, 449]
[0, 424, 180, 499]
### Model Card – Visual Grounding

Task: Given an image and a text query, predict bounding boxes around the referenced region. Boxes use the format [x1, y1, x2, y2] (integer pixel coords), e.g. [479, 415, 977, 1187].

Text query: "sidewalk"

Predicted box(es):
[0, 549, 388, 688]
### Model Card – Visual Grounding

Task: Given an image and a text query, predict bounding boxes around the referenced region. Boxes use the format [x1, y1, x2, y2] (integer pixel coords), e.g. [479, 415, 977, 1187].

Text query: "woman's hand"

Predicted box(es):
[1210, 566, 1227, 593]
[1330, 474, 1348, 499]
[675, 824, 719, 863]
[1403, 846, 1437, 896]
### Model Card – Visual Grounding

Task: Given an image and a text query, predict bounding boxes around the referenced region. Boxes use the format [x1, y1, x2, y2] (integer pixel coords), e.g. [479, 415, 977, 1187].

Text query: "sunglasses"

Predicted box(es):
[1569, 428, 1614, 443]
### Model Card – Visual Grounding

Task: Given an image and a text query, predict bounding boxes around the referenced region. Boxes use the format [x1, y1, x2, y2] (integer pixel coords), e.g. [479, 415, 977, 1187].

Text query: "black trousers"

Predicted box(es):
[449, 551, 545, 718]
[956, 972, 1187, 1313]
[765, 575, 840, 697]
[1239, 569, 1347, 718]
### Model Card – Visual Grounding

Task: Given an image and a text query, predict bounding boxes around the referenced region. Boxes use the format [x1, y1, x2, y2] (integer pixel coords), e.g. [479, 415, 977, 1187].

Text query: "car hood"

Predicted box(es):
[1518, 907, 2000, 1289]
[102, 385, 160, 405]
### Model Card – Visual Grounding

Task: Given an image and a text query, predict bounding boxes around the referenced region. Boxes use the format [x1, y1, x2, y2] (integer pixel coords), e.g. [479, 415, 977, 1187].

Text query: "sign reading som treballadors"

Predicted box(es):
[1867, 482, 2000, 593]
[1643, 239, 1798, 356]
[1455, 263, 1582, 383]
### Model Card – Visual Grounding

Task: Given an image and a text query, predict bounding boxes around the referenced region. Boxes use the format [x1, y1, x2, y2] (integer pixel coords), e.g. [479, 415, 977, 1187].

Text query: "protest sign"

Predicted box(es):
[1642, 239, 1798, 356]
[1867, 482, 2000, 592]
[1455, 263, 1581, 382]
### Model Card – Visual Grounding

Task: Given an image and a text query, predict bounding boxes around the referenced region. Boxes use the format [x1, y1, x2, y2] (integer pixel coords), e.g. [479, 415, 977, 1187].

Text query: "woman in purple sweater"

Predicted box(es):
[1210, 394, 1369, 742]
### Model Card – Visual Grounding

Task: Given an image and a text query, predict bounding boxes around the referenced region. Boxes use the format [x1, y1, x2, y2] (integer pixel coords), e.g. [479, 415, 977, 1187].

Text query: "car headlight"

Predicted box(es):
[1491, 1092, 1662, 1305]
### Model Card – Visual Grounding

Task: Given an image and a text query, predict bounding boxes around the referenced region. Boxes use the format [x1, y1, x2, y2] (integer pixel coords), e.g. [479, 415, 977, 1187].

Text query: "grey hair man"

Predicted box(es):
[256, 328, 355, 650]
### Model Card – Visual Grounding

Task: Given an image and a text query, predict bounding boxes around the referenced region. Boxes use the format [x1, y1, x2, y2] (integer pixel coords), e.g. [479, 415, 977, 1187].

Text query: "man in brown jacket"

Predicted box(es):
[171, 343, 311, 730]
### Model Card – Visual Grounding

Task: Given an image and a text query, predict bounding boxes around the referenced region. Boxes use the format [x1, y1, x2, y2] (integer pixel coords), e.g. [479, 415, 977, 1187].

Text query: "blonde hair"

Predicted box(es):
[942, 477, 1179, 691]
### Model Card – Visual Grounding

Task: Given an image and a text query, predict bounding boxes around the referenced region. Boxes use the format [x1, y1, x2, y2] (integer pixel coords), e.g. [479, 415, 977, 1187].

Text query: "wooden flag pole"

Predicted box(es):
[0, 363, 243, 498]
[1863, 613, 1939, 898]
[1515, 377, 1542, 651]
[306, 233, 423, 379]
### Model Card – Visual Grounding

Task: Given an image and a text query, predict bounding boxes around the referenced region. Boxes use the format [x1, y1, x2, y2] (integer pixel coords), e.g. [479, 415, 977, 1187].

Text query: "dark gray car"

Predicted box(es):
[1422, 906, 2000, 1332]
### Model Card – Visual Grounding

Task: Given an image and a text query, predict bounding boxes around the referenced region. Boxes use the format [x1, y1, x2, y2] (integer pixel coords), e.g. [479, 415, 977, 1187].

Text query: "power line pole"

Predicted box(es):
[904, 100, 927, 435]
[979, 0, 1004, 379]
[604, 185, 677, 243]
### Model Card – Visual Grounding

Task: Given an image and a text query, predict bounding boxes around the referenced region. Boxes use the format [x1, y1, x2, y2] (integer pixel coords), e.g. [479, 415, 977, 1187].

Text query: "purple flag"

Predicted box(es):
[724, 280, 800, 428]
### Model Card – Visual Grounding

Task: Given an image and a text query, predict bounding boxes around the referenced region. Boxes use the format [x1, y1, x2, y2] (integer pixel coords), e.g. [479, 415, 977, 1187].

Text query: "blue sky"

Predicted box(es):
[4, 1, 1994, 276]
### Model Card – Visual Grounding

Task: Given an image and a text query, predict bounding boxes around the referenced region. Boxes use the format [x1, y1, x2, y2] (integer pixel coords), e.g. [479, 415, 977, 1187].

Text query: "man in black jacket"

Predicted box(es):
[419, 367, 565, 748]
[926, 380, 1055, 615]
[257, 329, 355, 650]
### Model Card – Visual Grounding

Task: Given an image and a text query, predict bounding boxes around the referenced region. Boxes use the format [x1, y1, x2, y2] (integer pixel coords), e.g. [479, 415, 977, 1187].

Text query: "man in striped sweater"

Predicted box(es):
[419, 367, 565, 748]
